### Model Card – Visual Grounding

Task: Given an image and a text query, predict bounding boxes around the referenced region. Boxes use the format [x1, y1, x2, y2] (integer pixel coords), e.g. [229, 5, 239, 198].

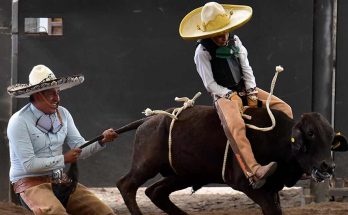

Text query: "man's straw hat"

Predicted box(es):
[7, 65, 84, 98]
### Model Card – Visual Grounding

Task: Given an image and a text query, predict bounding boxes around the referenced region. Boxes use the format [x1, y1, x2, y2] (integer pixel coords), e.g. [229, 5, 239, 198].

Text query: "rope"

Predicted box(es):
[244, 65, 284, 131]
[222, 140, 230, 182]
[168, 92, 201, 171]
[143, 92, 202, 173]
[142, 108, 177, 119]
[222, 66, 284, 181]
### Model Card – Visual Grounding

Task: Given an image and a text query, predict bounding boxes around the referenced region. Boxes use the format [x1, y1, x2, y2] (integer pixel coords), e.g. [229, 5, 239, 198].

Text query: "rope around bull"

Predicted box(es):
[143, 65, 283, 177]
[143, 92, 202, 173]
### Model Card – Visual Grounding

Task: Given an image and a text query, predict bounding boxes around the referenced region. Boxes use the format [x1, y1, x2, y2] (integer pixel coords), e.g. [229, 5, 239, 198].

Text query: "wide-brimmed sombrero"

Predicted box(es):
[179, 2, 252, 40]
[7, 64, 84, 98]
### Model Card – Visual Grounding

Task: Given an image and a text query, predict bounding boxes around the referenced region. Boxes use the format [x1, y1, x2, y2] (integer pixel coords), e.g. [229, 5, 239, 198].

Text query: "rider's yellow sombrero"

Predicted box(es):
[179, 2, 252, 40]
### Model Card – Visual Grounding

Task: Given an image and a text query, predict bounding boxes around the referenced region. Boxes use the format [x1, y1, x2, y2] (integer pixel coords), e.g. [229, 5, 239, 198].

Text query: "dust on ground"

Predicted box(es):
[90, 187, 348, 215]
[2, 187, 348, 215]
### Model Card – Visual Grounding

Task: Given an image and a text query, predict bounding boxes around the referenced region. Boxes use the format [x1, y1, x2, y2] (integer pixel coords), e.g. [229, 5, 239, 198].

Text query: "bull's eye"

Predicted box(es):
[307, 130, 314, 137]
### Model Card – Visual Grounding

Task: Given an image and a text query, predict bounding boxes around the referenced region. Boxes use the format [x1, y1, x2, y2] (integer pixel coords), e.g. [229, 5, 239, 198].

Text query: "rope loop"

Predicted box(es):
[244, 65, 284, 131]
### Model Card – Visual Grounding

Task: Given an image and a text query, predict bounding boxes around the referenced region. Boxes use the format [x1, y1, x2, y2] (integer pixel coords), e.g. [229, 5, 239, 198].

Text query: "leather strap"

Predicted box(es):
[13, 176, 52, 194]
[13, 174, 71, 194]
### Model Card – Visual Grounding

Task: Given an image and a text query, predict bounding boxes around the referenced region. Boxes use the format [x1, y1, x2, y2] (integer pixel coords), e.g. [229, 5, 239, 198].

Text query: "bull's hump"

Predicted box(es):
[179, 105, 218, 121]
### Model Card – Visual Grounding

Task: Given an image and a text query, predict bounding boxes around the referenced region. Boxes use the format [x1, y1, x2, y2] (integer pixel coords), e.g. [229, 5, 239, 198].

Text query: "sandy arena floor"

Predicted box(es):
[2, 187, 348, 215]
[89, 187, 348, 215]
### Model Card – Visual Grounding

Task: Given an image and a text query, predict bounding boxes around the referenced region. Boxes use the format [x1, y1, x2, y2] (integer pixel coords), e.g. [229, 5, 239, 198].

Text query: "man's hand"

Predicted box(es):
[99, 128, 118, 145]
[247, 94, 258, 108]
[64, 148, 82, 164]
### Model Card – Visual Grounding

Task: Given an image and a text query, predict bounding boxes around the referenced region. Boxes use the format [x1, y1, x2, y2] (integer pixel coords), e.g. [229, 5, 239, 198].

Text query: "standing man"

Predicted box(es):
[7, 65, 118, 214]
[179, 2, 293, 189]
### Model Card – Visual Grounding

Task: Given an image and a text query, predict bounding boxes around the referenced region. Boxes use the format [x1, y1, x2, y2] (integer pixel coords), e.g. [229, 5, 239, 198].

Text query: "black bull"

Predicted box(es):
[115, 105, 346, 215]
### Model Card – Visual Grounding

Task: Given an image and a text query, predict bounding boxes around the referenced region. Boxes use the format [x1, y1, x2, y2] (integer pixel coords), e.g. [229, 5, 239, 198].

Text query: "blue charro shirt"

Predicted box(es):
[7, 103, 105, 182]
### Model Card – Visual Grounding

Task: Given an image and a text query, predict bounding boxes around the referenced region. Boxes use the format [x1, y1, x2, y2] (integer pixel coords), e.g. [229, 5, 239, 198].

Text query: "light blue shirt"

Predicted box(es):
[7, 103, 105, 182]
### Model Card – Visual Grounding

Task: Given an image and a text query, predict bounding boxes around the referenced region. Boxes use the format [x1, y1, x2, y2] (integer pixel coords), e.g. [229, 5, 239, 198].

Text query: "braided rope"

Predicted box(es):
[143, 92, 202, 173]
[143, 108, 177, 119]
[244, 66, 284, 131]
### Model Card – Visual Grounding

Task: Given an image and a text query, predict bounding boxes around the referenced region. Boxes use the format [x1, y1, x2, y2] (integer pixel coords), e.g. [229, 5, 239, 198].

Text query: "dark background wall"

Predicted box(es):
[3, 0, 313, 190]
[333, 0, 348, 178]
[0, 0, 12, 201]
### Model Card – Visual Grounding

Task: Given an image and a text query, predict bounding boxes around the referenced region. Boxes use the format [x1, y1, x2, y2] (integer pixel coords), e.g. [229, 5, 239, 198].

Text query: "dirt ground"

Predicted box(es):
[89, 187, 348, 215]
[2, 187, 348, 215]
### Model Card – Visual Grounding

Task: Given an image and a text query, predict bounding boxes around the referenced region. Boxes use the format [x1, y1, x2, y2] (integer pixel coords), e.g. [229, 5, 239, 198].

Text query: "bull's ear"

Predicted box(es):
[331, 132, 348, 152]
[291, 128, 304, 152]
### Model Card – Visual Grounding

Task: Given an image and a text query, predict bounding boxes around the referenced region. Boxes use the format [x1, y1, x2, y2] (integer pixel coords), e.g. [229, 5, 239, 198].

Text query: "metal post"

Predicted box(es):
[311, 0, 334, 203]
[9, 0, 19, 203]
[0, 0, 12, 202]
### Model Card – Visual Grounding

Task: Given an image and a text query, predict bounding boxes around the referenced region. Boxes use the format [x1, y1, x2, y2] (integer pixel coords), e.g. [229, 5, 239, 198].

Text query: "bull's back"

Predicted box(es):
[166, 106, 293, 171]
[134, 105, 293, 180]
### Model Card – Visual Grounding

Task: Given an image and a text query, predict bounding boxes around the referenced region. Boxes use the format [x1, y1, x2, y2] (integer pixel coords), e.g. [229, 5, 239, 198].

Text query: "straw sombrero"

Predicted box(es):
[179, 2, 252, 40]
[7, 65, 84, 98]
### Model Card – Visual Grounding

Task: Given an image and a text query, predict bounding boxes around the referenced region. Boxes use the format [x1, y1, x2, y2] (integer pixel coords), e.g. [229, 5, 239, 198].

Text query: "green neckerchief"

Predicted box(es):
[215, 43, 239, 59]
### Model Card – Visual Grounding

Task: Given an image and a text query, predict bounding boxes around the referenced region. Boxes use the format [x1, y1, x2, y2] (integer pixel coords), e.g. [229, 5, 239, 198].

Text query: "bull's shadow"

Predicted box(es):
[116, 106, 347, 215]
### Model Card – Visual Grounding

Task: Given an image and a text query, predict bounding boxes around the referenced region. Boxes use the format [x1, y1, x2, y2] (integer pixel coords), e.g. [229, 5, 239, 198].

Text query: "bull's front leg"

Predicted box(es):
[244, 189, 282, 215]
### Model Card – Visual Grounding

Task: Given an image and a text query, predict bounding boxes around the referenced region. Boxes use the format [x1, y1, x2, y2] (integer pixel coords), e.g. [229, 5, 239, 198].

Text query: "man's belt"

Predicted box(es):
[13, 174, 71, 193]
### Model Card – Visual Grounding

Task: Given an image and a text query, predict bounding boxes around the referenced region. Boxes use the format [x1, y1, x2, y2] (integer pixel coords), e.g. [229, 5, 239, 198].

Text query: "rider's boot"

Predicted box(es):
[215, 97, 277, 189]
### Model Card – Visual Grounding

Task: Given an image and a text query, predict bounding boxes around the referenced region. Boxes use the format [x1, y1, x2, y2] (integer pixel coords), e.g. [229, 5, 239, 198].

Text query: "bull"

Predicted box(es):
[114, 104, 347, 215]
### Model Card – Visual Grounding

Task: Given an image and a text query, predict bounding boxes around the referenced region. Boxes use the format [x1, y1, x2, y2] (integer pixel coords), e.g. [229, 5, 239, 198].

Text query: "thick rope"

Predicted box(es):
[143, 108, 177, 119]
[244, 65, 284, 131]
[222, 66, 284, 181]
[143, 92, 202, 173]
[168, 92, 201, 171]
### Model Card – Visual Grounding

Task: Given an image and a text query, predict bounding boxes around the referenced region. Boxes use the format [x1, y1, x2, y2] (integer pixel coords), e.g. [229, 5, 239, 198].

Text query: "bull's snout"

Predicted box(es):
[311, 161, 335, 182]
[320, 161, 335, 174]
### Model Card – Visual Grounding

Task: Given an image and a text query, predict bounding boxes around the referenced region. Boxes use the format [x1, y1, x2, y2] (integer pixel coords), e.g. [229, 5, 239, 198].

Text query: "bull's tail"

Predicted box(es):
[79, 117, 151, 150]
[115, 117, 151, 134]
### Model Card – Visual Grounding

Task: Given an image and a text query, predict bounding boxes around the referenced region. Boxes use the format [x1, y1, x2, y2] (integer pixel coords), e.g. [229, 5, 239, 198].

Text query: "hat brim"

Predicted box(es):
[179, 4, 252, 40]
[7, 75, 84, 98]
